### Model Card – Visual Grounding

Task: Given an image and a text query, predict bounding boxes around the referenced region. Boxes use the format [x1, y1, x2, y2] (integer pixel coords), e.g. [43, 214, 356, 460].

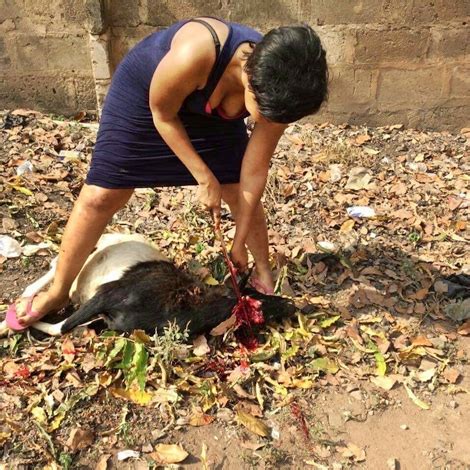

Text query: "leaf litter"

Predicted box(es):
[0, 110, 469, 467]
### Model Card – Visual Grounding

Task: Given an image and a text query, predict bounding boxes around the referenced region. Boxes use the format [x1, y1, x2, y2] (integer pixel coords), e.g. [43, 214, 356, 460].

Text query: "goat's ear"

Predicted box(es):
[237, 267, 253, 292]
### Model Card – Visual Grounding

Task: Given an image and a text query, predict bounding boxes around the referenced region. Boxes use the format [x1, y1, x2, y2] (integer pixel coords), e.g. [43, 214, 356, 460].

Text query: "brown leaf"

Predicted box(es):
[339, 442, 366, 461]
[354, 134, 371, 146]
[392, 209, 414, 219]
[235, 401, 263, 418]
[61, 337, 76, 362]
[410, 288, 428, 300]
[443, 368, 460, 384]
[210, 314, 236, 336]
[448, 196, 463, 211]
[66, 427, 94, 451]
[458, 320, 470, 336]
[25, 231, 43, 243]
[95, 454, 111, 470]
[411, 336, 433, 347]
[345, 167, 372, 191]
[189, 412, 215, 427]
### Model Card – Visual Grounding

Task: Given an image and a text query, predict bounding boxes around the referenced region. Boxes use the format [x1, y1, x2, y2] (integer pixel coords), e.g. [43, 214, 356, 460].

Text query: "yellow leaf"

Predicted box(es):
[204, 275, 219, 286]
[31, 406, 48, 424]
[7, 183, 33, 196]
[404, 384, 430, 410]
[236, 411, 270, 437]
[109, 387, 152, 405]
[151, 443, 188, 464]
[292, 379, 314, 389]
[340, 219, 355, 233]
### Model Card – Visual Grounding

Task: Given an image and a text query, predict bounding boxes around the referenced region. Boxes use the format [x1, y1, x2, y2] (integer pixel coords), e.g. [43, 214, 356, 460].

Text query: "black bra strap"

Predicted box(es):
[190, 18, 221, 60]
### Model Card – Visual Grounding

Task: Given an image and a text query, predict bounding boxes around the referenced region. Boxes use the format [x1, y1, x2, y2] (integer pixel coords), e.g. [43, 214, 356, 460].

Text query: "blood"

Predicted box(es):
[216, 226, 264, 350]
[290, 401, 310, 441]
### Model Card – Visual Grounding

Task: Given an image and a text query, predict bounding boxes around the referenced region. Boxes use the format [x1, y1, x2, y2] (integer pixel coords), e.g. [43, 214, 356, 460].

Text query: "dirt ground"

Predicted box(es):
[0, 110, 469, 469]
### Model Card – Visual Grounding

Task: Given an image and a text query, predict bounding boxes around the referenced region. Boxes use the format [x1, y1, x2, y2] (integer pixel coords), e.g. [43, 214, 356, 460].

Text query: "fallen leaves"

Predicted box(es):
[345, 167, 372, 190]
[151, 443, 189, 464]
[0, 111, 468, 467]
[65, 427, 94, 451]
[236, 411, 270, 437]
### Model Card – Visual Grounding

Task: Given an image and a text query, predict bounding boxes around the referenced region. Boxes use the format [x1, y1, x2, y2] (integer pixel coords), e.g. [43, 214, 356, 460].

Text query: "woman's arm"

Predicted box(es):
[148, 30, 222, 218]
[232, 120, 286, 266]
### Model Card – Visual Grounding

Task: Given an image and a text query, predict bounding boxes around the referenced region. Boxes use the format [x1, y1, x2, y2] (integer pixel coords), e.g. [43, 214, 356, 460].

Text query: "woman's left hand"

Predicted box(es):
[230, 242, 249, 273]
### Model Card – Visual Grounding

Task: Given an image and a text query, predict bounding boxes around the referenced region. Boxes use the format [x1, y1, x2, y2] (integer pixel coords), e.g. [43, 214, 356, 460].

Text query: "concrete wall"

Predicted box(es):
[1, 0, 469, 130]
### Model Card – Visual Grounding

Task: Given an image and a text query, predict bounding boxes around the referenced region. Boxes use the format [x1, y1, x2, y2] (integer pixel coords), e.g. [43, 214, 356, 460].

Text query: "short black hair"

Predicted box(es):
[244, 25, 328, 123]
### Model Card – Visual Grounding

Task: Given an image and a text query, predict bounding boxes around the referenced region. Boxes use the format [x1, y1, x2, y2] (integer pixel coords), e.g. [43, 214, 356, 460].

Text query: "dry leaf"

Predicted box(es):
[354, 134, 371, 146]
[95, 454, 110, 470]
[339, 442, 366, 461]
[210, 314, 236, 336]
[370, 376, 396, 391]
[193, 335, 210, 356]
[236, 411, 270, 437]
[458, 320, 470, 336]
[61, 337, 76, 362]
[404, 384, 430, 410]
[411, 336, 433, 347]
[345, 167, 372, 190]
[66, 427, 94, 451]
[151, 444, 189, 464]
[189, 412, 215, 427]
[340, 219, 355, 233]
[443, 368, 460, 384]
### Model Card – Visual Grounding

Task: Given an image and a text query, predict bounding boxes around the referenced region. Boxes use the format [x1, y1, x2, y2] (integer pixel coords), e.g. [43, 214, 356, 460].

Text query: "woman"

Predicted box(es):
[8, 17, 328, 328]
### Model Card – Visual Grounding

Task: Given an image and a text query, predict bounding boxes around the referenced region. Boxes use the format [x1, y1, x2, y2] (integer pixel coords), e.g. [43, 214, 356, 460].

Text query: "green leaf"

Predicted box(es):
[374, 351, 387, 376]
[117, 340, 134, 369]
[105, 337, 127, 366]
[366, 340, 387, 376]
[132, 343, 148, 390]
[310, 357, 339, 374]
[319, 315, 341, 328]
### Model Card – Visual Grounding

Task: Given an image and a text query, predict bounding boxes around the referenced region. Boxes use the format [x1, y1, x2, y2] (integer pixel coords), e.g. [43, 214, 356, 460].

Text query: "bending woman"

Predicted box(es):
[8, 17, 328, 328]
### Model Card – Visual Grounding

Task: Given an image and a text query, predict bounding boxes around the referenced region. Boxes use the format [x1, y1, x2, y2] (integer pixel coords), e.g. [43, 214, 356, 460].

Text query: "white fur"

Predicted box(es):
[0, 233, 166, 337]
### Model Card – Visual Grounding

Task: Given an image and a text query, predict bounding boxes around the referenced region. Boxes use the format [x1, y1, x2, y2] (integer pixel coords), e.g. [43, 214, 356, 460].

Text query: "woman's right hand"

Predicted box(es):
[197, 177, 222, 225]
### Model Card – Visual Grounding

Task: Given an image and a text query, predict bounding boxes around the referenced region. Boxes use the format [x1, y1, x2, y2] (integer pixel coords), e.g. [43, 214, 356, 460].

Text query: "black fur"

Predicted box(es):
[61, 260, 296, 336]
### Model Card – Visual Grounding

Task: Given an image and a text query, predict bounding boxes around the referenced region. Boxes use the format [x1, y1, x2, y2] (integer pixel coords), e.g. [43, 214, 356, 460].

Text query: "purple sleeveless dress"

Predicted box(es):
[86, 18, 263, 189]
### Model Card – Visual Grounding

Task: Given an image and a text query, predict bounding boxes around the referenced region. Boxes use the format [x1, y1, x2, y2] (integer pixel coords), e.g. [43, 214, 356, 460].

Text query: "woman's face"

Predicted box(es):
[242, 71, 264, 122]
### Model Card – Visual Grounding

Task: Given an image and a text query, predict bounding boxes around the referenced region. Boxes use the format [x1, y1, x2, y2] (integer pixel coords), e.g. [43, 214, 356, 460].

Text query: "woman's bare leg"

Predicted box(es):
[221, 183, 273, 291]
[15, 184, 133, 326]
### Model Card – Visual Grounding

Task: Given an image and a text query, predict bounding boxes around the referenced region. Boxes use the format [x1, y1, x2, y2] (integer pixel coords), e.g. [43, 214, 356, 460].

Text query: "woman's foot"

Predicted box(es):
[250, 266, 275, 294]
[10, 290, 69, 329]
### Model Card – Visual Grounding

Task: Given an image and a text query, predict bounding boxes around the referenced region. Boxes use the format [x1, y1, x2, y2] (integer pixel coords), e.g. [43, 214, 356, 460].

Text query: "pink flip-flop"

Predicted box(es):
[6, 295, 43, 331]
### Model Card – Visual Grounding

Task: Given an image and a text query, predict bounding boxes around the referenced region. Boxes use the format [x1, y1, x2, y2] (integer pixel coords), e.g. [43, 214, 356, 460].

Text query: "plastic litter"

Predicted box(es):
[0, 235, 22, 258]
[317, 241, 337, 253]
[16, 160, 34, 176]
[347, 206, 376, 218]
[117, 450, 140, 461]
[22, 242, 51, 256]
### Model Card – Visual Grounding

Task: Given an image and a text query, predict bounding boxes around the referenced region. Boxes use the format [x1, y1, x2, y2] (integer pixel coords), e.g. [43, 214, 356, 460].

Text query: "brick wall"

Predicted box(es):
[1, 0, 469, 129]
[0, 0, 96, 113]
